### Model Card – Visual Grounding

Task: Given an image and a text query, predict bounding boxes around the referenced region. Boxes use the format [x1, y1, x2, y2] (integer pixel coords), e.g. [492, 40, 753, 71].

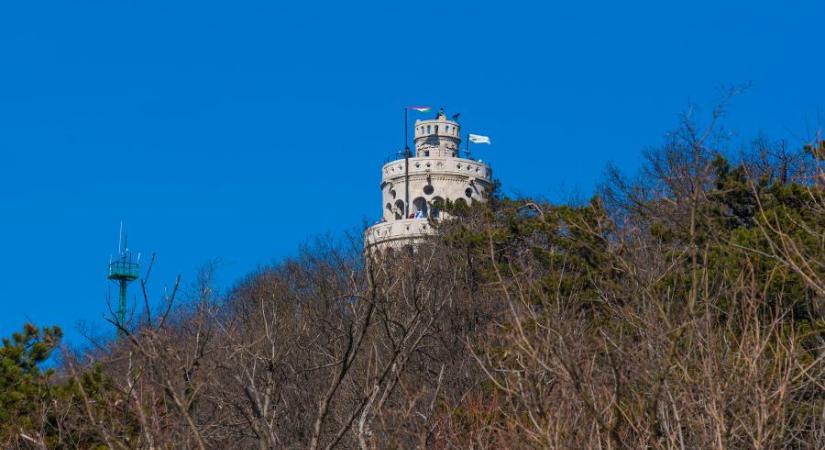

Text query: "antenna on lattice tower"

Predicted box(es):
[107, 222, 139, 335]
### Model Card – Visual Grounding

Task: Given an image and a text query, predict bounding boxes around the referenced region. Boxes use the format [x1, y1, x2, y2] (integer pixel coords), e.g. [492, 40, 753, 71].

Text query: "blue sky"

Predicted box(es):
[1, 0, 823, 346]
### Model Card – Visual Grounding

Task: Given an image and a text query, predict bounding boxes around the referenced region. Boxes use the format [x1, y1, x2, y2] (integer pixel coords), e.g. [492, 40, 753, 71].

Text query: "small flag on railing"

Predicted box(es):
[469, 134, 491, 144]
[408, 106, 432, 113]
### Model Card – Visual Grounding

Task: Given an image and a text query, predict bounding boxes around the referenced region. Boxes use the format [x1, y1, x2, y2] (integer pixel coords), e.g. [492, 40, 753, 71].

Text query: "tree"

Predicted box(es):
[0, 324, 61, 448]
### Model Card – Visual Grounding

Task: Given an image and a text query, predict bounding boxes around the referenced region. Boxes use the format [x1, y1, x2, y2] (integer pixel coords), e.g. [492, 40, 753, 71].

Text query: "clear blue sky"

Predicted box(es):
[1, 0, 823, 346]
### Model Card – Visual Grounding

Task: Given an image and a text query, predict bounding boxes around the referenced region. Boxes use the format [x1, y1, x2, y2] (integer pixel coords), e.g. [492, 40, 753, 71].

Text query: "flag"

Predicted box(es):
[469, 134, 491, 144]
[408, 106, 431, 113]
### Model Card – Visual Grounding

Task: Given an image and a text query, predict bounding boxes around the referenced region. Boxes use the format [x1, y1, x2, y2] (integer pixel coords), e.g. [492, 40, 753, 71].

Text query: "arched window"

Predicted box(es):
[426, 125, 431, 133]
[412, 197, 428, 218]
[394, 199, 405, 220]
[431, 196, 444, 219]
[453, 198, 469, 215]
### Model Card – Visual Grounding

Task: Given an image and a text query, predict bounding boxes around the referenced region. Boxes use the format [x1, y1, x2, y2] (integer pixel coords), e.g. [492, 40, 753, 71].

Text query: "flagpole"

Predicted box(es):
[404, 107, 410, 218]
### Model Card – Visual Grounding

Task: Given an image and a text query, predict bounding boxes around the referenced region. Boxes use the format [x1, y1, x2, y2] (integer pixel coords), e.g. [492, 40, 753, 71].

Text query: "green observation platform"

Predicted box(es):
[108, 258, 139, 281]
[108, 253, 139, 332]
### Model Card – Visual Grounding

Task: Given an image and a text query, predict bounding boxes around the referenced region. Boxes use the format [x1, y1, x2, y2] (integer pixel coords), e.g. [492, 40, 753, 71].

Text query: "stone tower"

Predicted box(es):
[365, 108, 493, 248]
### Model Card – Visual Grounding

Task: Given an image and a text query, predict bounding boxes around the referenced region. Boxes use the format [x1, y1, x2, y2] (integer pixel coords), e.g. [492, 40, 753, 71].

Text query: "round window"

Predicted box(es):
[465, 188, 473, 198]
[423, 185, 434, 195]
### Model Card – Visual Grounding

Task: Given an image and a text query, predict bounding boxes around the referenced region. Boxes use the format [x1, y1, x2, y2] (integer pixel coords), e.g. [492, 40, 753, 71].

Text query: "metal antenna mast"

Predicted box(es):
[404, 107, 410, 218]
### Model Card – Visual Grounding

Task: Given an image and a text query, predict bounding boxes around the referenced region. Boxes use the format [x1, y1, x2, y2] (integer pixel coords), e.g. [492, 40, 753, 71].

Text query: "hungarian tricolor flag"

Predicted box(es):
[408, 106, 431, 112]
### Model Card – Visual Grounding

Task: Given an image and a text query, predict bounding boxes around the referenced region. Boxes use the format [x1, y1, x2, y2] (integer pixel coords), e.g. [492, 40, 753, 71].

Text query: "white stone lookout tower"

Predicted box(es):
[365, 108, 494, 248]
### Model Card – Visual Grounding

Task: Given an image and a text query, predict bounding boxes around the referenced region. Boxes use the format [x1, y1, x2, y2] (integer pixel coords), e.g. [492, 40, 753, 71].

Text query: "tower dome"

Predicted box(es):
[365, 108, 493, 249]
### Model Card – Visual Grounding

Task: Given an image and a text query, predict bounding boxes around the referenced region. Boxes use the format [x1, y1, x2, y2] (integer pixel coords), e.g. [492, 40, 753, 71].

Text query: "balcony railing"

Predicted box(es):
[108, 260, 140, 280]
[365, 218, 436, 248]
[381, 156, 492, 183]
[383, 151, 486, 165]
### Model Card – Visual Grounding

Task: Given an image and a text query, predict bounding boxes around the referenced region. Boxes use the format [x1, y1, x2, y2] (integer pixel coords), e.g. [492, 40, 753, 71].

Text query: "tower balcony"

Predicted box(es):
[364, 218, 436, 249]
[381, 156, 492, 184]
[108, 259, 139, 281]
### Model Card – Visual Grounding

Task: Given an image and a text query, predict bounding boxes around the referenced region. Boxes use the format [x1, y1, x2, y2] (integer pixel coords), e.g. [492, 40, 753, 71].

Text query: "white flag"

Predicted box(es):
[469, 134, 491, 144]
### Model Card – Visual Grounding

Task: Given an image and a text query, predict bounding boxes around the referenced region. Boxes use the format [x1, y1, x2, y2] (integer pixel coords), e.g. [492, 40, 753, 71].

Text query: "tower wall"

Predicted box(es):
[379, 156, 492, 221]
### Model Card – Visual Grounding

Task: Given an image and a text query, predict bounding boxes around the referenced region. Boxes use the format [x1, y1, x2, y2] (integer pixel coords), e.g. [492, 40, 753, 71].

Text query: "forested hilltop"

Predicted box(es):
[4, 106, 825, 449]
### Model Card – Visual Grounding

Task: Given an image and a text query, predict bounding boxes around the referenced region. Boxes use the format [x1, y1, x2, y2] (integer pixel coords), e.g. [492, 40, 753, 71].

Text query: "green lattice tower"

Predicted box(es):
[108, 228, 139, 331]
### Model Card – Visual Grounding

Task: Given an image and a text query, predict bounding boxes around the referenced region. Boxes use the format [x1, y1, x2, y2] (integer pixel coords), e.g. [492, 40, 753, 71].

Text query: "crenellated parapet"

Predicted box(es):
[382, 157, 492, 183]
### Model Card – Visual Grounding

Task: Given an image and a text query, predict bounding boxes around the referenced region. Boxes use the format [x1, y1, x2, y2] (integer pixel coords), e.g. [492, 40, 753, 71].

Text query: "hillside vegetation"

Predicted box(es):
[4, 109, 825, 449]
